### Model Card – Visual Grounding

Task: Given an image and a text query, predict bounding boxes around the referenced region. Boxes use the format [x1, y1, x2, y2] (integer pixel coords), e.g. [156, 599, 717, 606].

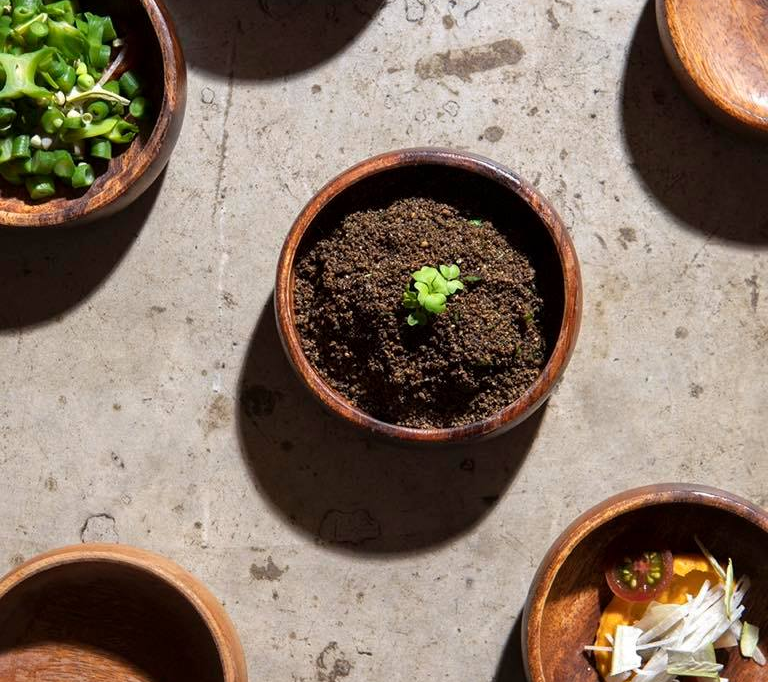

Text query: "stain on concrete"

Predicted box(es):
[560, 148, 569, 160]
[112, 402, 122, 411]
[745, 275, 760, 311]
[442, 100, 459, 117]
[250, 556, 287, 581]
[312, 84, 322, 94]
[80, 513, 119, 543]
[675, 327, 689, 339]
[405, 0, 426, 22]
[316, 642, 352, 682]
[689, 383, 704, 398]
[546, 7, 560, 29]
[528, 106, 538, 116]
[482, 125, 504, 142]
[110, 451, 125, 469]
[618, 227, 637, 249]
[415, 38, 525, 83]
[319, 509, 381, 545]
[241, 384, 281, 421]
[222, 291, 237, 309]
[594, 233, 607, 249]
[147, 305, 166, 316]
[203, 394, 232, 434]
[442, 14, 455, 29]
[44, 476, 57, 492]
[8, 553, 24, 567]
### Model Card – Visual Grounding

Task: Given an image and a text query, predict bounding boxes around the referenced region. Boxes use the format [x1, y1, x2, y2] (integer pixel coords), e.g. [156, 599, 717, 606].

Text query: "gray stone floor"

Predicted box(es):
[1, 1, 767, 680]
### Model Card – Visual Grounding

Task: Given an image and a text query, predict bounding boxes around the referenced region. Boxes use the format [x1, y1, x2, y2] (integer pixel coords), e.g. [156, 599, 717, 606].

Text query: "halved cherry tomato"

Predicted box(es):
[604, 546, 673, 603]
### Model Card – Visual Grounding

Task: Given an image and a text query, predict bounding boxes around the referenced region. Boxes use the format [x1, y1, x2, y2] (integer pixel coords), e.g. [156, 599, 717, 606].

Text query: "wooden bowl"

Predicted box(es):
[0, 544, 247, 682]
[523, 484, 768, 682]
[275, 148, 582, 443]
[0, 0, 186, 227]
[656, 0, 768, 136]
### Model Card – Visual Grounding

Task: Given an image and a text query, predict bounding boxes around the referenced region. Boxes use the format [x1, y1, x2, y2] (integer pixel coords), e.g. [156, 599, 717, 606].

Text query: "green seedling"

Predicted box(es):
[402, 264, 465, 326]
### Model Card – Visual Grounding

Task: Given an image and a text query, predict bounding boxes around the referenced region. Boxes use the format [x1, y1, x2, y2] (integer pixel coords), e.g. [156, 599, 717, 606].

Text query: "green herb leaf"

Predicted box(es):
[407, 310, 427, 326]
[412, 266, 438, 285]
[440, 263, 460, 280]
[431, 272, 450, 295]
[423, 292, 447, 314]
[446, 279, 464, 294]
[468, 218, 482, 227]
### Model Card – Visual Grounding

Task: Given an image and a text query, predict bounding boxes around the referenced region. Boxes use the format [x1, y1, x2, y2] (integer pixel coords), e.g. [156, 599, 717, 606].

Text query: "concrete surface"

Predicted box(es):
[1, 0, 767, 680]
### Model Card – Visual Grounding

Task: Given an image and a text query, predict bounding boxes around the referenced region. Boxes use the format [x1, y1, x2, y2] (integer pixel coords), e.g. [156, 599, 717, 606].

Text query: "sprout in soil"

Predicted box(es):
[402, 264, 465, 326]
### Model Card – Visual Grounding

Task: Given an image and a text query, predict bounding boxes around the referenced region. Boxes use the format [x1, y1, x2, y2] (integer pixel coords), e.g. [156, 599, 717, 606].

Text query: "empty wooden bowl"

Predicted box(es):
[0, 0, 186, 227]
[275, 148, 582, 443]
[656, 0, 768, 136]
[0, 544, 247, 682]
[523, 484, 768, 682]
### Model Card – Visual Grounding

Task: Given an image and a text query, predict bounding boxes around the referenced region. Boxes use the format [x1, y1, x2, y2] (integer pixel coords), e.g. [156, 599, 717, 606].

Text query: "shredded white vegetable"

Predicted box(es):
[585, 539, 765, 681]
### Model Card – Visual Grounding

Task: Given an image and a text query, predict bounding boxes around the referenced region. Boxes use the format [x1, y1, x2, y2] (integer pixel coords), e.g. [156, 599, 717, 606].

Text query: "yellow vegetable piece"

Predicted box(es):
[593, 554, 721, 678]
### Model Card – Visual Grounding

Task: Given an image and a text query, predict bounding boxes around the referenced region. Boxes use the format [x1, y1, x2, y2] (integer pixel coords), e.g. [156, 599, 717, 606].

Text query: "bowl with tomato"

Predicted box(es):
[523, 484, 768, 682]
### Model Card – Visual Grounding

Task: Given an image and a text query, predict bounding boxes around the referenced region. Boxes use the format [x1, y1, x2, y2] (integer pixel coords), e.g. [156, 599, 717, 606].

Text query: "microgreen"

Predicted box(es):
[402, 264, 465, 326]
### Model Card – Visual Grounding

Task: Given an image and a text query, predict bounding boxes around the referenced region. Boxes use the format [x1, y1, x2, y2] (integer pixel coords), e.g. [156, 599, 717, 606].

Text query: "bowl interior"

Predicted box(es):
[536, 501, 768, 681]
[0, 560, 225, 682]
[292, 162, 567, 374]
[0, 0, 163, 213]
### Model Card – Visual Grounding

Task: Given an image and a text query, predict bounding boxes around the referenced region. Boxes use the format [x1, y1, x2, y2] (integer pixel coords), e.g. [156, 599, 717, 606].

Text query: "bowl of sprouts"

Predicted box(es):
[0, 0, 185, 226]
[524, 484, 768, 682]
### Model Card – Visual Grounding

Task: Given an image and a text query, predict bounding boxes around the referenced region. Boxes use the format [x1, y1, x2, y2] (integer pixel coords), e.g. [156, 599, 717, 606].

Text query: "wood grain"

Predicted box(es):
[274, 148, 582, 443]
[523, 484, 768, 682]
[0, 0, 187, 227]
[657, 0, 768, 135]
[0, 544, 247, 682]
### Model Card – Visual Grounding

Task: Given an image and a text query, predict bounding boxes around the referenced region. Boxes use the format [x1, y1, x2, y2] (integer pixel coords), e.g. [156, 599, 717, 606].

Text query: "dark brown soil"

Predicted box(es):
[294, 197, 546, 429]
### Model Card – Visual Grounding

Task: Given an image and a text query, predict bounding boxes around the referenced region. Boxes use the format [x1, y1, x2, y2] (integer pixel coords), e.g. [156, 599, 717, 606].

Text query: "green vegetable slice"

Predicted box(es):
[741, 622, 760, 658]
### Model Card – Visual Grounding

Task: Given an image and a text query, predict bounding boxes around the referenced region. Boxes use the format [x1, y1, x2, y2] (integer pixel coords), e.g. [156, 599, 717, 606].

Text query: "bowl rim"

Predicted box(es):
[274, 146, 582, 443]
[0, 543, 247, 682]
[522, 483, 768, 682]
[656, 0, 768, 136]
[0, 0, 186, 227]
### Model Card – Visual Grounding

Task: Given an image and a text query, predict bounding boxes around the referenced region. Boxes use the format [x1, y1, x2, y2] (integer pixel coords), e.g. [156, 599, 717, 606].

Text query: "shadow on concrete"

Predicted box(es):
[236, 300, 545, 556]
[621, 1, 768, 244]
[0, 171, 164, 332]
[164, 0, 385, 80]
[493, 614, 527, 682]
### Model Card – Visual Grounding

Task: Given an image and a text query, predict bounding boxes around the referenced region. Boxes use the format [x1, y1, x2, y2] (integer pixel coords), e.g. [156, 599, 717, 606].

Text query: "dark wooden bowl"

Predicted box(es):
[656, 0, 768, 136]
[0, 544, 247, 682]
[275, 148, 582, 443]
[524, 484, 768, 682]
[0, 0, 186, 227]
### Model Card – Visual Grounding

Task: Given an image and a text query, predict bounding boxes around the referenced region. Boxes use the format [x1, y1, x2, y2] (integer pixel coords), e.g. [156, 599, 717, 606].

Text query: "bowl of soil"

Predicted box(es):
[0, 544, 247, 682]
[275, 148, 582, 443]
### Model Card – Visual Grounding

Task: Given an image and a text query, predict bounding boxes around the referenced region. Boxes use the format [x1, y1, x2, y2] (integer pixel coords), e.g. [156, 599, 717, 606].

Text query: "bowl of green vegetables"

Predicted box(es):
[0, 0, 185, 226]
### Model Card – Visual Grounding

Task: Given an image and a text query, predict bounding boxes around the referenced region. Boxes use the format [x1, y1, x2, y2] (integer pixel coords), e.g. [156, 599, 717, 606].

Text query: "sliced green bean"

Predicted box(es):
[25, 174, 55, 199]
[90, 138, 111, 160]
[71, 162, 94, 188]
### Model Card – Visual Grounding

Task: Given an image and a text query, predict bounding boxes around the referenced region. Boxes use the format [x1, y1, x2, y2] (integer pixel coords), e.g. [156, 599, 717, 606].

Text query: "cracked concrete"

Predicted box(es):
[1, 1, 767, 681]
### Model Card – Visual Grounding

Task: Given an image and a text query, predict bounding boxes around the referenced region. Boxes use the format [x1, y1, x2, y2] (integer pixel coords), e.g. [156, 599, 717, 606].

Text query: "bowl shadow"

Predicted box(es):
[621, 1, 768, 244]
[163, 0, 385, 80]
[493, 613, 527, 682]
[236, 299, 546, 555]
[0, 170, 164, 332]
